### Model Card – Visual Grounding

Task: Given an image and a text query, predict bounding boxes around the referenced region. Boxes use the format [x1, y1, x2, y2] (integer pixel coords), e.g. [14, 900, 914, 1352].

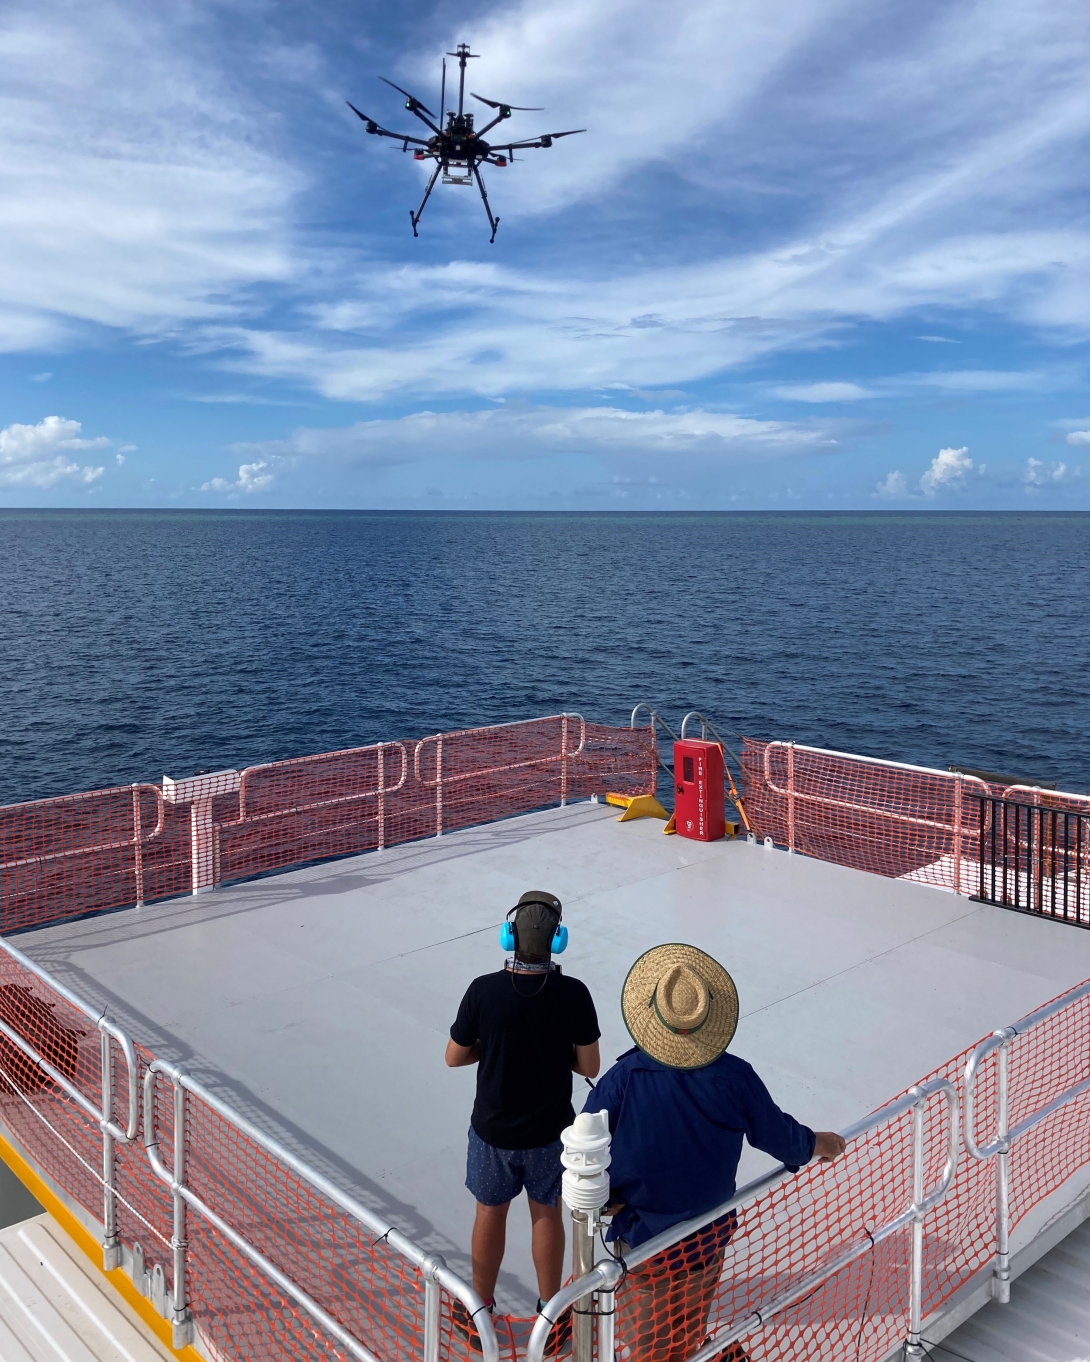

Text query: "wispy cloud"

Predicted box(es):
[1024, 457, 1076, 486]
[772, 382, 877, 402]
[200, 461, 277, 495]
[1066, 430, 1090, 446]
[874, 470, 908, 498]
[0, 416, 108, 488]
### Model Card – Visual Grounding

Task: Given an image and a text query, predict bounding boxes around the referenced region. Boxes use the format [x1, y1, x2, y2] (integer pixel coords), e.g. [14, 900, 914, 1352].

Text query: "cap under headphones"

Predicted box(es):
[499, 891, 568, 955]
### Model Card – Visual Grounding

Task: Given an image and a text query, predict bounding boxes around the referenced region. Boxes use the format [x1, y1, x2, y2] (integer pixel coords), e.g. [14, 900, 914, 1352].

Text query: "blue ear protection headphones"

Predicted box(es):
[499, 901, 568, 955]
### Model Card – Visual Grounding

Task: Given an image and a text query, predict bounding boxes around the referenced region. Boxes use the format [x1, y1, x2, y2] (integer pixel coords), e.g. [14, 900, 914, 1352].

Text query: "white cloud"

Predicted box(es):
[0, 1, 300, 350]
[772, 382, 877, 402]
[920, 445, 973, 495]
[229, 404, 837, 473]
[916, 336, 960, 344]
[1066, 430, 1090, 446]
[200, 460, 276, 495]
[115, 453, 126, 466]
[1024, 457, 1073, 485]
[874, 470, 908, 498]
[0, 416, 108, 488]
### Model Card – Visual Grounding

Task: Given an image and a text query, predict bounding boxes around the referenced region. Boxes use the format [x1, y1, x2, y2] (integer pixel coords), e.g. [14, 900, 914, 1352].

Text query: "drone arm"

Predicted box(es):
[345, 102, 430, 146]
[406, 105, 442, 136]
[475, 112, 508, 137]
[492, 129, 586, 151]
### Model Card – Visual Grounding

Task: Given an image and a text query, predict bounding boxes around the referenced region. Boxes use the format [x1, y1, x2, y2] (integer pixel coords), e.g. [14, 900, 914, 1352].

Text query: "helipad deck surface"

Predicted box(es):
[16, 802, 1090, 1313]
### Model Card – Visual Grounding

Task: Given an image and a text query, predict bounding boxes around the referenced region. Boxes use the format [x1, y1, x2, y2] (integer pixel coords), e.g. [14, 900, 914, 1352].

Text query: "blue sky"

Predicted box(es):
[0, 0, 1087, 509]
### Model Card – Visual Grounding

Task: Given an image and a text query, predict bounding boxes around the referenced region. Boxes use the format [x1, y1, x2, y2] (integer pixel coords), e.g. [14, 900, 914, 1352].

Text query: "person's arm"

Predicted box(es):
[445, 1038, 481, 1068]
[738, 1062, 834, 1169]
[573, 1041, 600, 1077]
[446, 982, 480, 1068]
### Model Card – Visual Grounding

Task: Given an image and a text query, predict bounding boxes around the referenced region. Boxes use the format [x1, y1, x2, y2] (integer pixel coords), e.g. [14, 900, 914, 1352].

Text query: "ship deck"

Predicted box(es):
[15, 801, 1090, 1314]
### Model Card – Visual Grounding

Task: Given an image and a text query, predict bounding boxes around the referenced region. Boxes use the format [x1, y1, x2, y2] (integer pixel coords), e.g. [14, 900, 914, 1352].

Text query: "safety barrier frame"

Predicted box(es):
[414, 712, 586, 837]
[963, 977, 1090, 1304]
[0, 933, 138, 1271]
[0, 782, 165, 909]
[972, 793, 1089, 925]
[527, 1079, 960, 1362]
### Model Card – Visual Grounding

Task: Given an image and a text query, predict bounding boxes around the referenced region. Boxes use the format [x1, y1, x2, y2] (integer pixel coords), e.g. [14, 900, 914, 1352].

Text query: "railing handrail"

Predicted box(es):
[528, 1077, 959, 1362]
[761, 740, 989, 835]
[1001, 785, 1090, 810]
[142, 1059, 500, 1362]
[413, 713, 587, 789]
[964, 976, 1090, 1159]
[0, 934, 138, 1140]
[0, 782, 165, 874]
[630, 703, 680, 744]
[231, 740, 409, 824]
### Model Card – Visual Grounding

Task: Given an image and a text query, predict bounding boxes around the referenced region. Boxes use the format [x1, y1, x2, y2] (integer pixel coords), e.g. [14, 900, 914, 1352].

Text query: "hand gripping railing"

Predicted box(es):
[142, 1060, 499, 1361]
[219, 740, 409, 858]
[964, 977, 1090, 1304]
[760, 741, 987, 887]
[414, 714, 586, 838]
[0, 783, 165, 910]
[527, 1078, 959, 1362]
[0, 934, 139, 1270]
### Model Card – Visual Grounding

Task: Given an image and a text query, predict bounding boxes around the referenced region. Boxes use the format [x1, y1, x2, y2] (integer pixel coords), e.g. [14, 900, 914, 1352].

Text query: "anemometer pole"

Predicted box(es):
[446, 42, 478, 118]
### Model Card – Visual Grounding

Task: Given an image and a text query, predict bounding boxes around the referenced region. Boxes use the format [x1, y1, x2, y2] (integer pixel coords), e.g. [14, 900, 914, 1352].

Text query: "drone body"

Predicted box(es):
[347, 44, 584, 243]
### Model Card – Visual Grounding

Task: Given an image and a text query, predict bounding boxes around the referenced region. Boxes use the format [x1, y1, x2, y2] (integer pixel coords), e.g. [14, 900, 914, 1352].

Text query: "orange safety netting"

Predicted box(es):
[740, 738, 998, 893]
[0, 716, 655, 933]
[593, 980, 1090, 1362]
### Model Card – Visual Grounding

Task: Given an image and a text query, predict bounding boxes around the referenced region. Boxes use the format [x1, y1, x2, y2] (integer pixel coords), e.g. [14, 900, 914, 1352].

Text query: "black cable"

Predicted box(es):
[853, 1229, 876, 1362]
[920, 1337, 981, 1362]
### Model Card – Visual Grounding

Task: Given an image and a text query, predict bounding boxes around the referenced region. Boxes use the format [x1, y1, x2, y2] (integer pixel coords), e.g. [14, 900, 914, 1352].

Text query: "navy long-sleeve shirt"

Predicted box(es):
[582, 1047, 816, 1249]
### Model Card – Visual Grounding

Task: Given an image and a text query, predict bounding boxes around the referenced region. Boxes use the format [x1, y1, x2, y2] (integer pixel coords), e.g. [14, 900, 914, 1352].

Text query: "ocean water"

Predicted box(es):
[0, 509, 1086, 806]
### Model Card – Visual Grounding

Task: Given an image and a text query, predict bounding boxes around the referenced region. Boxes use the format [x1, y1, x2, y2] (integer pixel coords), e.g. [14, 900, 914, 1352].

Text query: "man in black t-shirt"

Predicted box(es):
[446, 890, 600, 1346]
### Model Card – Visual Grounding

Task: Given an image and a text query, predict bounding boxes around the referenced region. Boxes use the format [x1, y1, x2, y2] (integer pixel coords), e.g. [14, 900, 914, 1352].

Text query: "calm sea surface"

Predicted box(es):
[0, 510, 1086, 804]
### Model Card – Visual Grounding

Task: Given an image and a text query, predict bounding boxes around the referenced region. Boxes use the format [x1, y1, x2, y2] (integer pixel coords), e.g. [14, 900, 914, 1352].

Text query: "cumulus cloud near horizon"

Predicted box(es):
[0, 416, 109, 488]
[920, 446, 974, 495]
[200, 460, 277, 495]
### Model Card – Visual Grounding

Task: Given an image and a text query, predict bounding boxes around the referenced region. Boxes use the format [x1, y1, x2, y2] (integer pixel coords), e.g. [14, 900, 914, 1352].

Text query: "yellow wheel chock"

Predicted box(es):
[605, 793, 670, 823]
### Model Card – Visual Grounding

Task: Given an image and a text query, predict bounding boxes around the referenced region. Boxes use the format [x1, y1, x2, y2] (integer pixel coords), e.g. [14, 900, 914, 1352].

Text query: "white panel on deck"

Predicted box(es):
[0, 1215, 173, 1362]
[932, 1217, 1090, 1361]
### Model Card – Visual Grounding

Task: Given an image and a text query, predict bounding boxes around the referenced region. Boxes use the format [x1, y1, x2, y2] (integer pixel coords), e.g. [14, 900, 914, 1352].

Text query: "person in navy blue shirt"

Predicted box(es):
[583, 943, 845, 1362]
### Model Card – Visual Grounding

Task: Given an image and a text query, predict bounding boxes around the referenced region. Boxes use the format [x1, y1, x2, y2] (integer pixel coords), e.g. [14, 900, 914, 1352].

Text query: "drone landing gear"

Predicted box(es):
[472, 164, 500, 244]
[410, 164, 442, 237]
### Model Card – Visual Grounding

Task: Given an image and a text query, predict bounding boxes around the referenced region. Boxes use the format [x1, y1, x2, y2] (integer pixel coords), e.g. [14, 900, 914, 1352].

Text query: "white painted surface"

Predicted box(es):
[0, 1214, 173, 1362]
[19, 802, 1090, 1312]
[933, 1216, 1090, 1360]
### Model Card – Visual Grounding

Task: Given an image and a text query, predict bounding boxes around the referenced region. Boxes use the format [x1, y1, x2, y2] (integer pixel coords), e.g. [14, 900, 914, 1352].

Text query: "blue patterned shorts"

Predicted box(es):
[465, 1127, 563, 1207]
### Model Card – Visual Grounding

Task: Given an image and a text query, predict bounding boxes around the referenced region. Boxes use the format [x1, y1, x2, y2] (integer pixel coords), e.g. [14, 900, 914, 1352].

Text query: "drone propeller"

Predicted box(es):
[379, 76, 436, 116]
[471, 93, 543, 112]
[346, 101, 430, 146]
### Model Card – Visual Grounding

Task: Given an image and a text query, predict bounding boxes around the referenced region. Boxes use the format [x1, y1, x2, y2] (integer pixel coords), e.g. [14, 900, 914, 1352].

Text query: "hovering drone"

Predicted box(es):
[347, 44, 585, 243]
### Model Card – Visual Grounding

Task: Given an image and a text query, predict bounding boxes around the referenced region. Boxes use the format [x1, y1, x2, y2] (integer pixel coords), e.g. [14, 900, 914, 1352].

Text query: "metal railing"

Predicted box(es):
[0, 783, 165, 909]
[217, 740, 410, 863]
[0, 938, 498, 1362]
[528, 1078, 959, 1362]
[973, 794, 1089, 926]
[414, 713, 586, 837]
[963, 978, 1090, 1303]
[760, 742, 988, 889]
[0, 934, 138, 1270]
[143, 1060, 498, 1360]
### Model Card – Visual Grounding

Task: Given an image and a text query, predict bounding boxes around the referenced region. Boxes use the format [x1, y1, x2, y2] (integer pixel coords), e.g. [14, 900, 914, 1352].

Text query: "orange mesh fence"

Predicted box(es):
[0, 716, 654, 933]
[741, 739, 997, 893]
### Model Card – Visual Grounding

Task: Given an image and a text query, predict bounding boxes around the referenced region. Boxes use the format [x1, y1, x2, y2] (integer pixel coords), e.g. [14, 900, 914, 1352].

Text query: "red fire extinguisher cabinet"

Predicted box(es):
[673, 739, 726, 841]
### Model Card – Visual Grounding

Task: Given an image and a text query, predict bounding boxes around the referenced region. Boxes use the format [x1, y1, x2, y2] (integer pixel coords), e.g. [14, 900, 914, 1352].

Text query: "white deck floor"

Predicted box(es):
[16, 802, 1090, 1314]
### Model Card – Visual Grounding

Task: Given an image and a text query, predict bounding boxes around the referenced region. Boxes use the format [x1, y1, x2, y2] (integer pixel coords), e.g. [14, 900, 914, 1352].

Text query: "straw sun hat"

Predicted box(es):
[622, 944, 739, 1070]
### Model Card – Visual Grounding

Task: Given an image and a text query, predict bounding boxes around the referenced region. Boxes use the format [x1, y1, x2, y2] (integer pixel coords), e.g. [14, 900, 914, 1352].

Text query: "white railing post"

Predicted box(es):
[435, 737, 444, 838]
[101, 1026, 121, 1270]
[994, 1037, 1011, 1302]
[377, 745, 385, 852]
[786, 742, 796, 854]
[162, 770, 241, 894]
[171, 1075, 193, 1348]
[421, 1254, 446, 1362]
[905, 1091, 927, 1359]
[953, 774, 963, 895]
[561, 715, 569, 808]
[131, 784, 145, 908]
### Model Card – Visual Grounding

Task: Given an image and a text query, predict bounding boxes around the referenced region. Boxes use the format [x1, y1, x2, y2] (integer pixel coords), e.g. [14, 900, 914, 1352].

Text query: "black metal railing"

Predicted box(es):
[974, 795, 1090, 927]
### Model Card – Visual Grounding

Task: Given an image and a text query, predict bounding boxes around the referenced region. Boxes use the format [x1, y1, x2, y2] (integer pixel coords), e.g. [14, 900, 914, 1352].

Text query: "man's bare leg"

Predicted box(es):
[471, 1201, 511, 1302]
[527, 1197, 566, 1302]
